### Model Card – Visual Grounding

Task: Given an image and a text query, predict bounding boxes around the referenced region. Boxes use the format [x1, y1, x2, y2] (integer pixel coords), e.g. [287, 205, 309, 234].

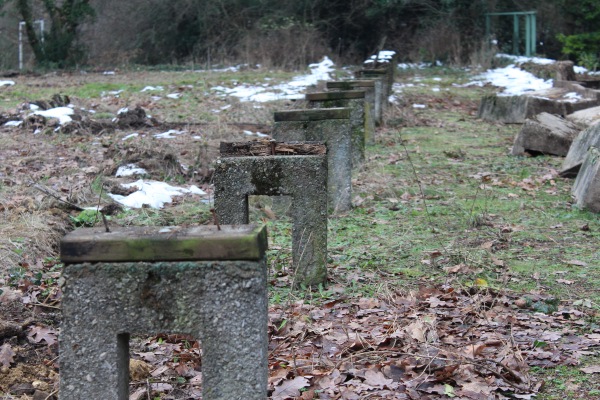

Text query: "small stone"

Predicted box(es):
[33, 389, 53, 400]
[10, 382, 35, 395]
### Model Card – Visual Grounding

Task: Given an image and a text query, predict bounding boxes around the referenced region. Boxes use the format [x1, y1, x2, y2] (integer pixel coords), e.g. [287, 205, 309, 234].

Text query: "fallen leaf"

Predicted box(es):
[565, 260, 587, 267]
[0, 343, 16, 367]
[27, 325, 57, 346]
[272, 376, 309, 400]
[556, 279, 574, 285]
[580, 365, 600, 374]
[474, 278, 488, 287]
[364, 369, 393, 388]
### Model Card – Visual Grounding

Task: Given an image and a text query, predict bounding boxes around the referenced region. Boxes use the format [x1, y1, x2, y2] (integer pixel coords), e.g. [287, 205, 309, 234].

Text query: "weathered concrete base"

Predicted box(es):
[512, 112, 583, 156]
[567, 105, 600, 127]
[306, 91, 367, 167]
[479, 92, 600, 124]
[272, 109, 352, 213]
[327, 80, 376, 141]
[562, 123, 600, 176]
[572, 146, 600, 212]
[59, 225, 268, 400]
[214, 155, 328, 286]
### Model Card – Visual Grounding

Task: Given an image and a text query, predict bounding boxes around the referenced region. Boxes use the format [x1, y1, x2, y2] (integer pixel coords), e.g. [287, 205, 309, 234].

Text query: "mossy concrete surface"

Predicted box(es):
[271, 111, 352, 213]
[306, 93, 367, 167]
[213, 155, 328, 286]
[60, 224, 268, 263]
[60, 259, 268, 400]
[572, 146, 600, 212]
[327, 81, 376, 142]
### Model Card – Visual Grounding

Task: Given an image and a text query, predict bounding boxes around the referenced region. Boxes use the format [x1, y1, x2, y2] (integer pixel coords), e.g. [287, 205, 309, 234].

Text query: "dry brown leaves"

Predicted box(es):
[265, 285, 599, 399]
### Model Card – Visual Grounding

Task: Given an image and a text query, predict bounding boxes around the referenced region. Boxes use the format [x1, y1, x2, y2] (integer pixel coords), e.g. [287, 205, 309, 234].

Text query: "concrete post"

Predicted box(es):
[271, 108, 352, 213]
[59, 225, 269, 400]
[305, 91, 367, 167]
[327, 80, 377, 138]
[213, 154, 328, 286]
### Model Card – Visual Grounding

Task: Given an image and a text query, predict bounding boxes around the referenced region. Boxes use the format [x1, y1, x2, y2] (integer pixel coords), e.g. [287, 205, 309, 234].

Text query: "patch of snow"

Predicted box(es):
[413, 104, 426, 109]
[188, 185, 206, 195]
[33, 106, 74, 125]
[364, 50, 396, 64]
[103, 71, 116, 75]
[0, 80, 15, 86]
[108, 179, 207, 209]
[212, 56, 335, 102]
[167, 93, 181, 99]
[117, 107, 129, 114]
[115, 164, 147, 177]
[141, 86, 164, 92]
[432, 87, 440, 92]
[154, 129, 185, 139]
[29, 104, 40, 111]
[467, 64, 553, 96]
[563, 92, 583, 102]
[4, 120, 22, 127]
[433, 77, 442, 81]
[495, 53, 555, 65]
[243, 130, 270, 138]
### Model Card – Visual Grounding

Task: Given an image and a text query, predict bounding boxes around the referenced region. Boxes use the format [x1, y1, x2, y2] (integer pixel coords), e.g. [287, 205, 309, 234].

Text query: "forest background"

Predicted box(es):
[1, 0, 600, 71]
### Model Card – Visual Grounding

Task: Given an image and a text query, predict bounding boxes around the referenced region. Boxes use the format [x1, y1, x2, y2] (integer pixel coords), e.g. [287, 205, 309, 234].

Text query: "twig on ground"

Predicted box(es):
[29, 181, 85, 211]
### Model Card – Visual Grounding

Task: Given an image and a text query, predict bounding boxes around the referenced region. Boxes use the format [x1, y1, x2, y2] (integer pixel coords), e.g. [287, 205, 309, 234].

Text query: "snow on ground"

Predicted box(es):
[115, 164, 148, 177]
[466, 54, 554, 96]
[4, 120, 22, 126]
[494, 53, 555, 65]
[33, 106, 75, 125]
[154, 129, 185, 139]
[108, 180, 207, 209]
[0, 80, 15, 86]
[364, 50, 396, 65]
[211, 56, 335, 102]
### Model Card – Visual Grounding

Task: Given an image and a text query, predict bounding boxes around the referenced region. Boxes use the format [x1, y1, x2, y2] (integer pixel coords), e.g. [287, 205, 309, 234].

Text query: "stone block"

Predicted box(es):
[356, 67, 391, 97]
[562, 122, 600, 177]
[213, 152, 328, 286]
[572, 146, 600, 212]
[272, 109, 352, 213]
[305, 92, 366, 167]
[59, 225, 268, 400]
[327, 80, 377, 135]
[479, 81, 600, 124]
[511, 112, 583, 156]
[567, 105, 600, 128]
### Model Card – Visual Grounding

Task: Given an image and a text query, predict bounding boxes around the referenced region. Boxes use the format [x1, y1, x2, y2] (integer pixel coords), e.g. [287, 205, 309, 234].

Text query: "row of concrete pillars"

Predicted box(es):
[58, 52, 398, 399]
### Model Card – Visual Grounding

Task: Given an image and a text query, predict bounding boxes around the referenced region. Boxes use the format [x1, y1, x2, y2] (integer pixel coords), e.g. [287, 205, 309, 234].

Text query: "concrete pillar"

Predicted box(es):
[271, 108, 352, 213]
[213, 153, 328, 286]
[327, 80, 377, 139]
[305, 91, 367, 167]
[60, 225, 269, 400]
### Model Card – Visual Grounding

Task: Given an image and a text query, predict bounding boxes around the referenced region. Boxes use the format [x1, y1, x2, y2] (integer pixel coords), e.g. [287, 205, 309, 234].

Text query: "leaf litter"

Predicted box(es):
[264, 284, 599, 399]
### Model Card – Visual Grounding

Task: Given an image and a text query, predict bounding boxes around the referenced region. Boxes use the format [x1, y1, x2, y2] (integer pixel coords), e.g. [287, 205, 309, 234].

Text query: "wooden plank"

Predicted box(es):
[305, 90, 365, 101]
[327, 80, 375, 89]
[60, 224, 268, 263]
[273, 108, 350, 121]
[220, 141, 326, 157]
